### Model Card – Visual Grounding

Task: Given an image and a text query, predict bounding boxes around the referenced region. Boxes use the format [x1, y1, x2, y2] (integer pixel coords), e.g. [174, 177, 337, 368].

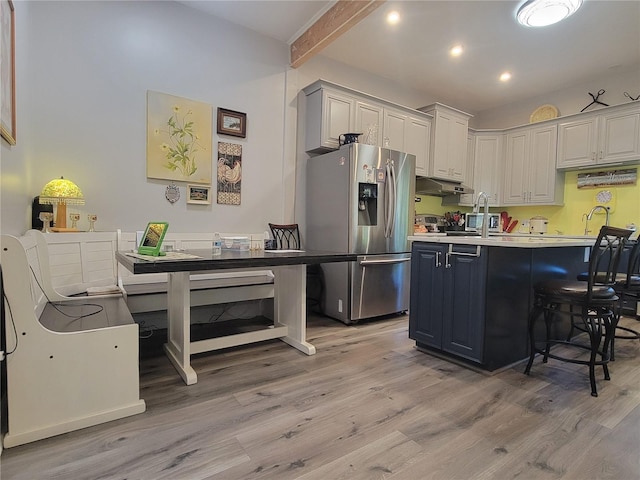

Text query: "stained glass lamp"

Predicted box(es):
[39, 177, 85, 231]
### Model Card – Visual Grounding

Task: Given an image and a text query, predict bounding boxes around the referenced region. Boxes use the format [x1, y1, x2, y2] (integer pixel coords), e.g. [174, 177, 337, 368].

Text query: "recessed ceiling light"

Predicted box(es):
[516, 0, 583, 27]
[386, 11, 400, 25]
[449, 45, 464, 57]
[500, 72, 512, 82]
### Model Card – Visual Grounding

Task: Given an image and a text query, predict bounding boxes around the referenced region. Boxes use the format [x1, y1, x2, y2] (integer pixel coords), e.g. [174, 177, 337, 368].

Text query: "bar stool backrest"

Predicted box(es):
[268, 223, 301, 250]
[624, 236, 640, 287]
[588, 226, 633, 300]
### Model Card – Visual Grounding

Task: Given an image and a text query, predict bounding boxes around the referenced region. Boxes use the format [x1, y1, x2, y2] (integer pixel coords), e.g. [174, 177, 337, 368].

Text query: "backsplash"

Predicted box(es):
[415, 164, 640, 236]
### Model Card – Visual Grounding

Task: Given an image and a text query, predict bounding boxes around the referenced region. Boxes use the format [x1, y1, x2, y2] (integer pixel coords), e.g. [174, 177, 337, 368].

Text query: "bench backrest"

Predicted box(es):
[1, 234, 49, 327]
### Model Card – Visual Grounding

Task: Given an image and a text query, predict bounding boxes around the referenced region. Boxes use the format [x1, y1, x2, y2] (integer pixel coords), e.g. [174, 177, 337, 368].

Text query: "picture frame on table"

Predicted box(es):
[217, 108, 246, 138]
[1, 0, 16, 145]
[187, 184, 212, 205]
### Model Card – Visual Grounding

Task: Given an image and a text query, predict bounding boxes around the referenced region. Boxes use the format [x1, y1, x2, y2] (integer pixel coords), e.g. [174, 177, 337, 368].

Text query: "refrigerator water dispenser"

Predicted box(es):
[358, 183, 378, 225]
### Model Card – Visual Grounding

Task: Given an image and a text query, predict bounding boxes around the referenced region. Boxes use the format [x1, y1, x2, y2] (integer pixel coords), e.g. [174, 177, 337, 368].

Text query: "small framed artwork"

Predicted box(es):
[187, 184, 212, 205]
[217, 108, 246, 138]
[1, 0, 16, 145]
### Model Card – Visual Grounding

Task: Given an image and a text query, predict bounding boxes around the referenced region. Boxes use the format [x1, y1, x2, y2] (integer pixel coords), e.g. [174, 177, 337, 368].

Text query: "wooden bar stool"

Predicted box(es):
[524, 226, 633, 396]
[611, 236, 640, 357]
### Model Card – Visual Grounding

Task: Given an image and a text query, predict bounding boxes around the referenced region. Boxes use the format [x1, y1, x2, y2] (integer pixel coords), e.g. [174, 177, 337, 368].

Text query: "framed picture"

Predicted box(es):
[187, 184, 212, 204]
[147, 91, 212, 184]
[1, 0, 16, 145]
[217, 108, 246, 138]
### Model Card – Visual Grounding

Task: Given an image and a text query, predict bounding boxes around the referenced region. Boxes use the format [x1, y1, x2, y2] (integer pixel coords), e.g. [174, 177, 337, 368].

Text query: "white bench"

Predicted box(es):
[0, 232, 145, 448]
[37, 230, 275, 316]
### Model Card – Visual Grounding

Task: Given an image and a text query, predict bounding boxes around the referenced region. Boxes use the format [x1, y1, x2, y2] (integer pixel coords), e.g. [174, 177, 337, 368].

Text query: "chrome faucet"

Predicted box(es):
[474, 191, 491, 238]
[584, 205, 610, 235]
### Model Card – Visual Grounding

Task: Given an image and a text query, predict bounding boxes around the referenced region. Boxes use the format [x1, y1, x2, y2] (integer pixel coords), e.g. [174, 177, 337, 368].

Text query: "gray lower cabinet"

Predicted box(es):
[409, 241, 590, 370]
[409, 242, 486, 363]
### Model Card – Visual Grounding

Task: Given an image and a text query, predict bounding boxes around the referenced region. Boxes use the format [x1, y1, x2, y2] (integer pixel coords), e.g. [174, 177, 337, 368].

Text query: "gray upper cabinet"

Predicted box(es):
[419, 103, 472, 183]
[304, 85, 355, 153]
[302, 80, 433, 174]
[503, 124, 563, 205]
[557, 102, 640, 169]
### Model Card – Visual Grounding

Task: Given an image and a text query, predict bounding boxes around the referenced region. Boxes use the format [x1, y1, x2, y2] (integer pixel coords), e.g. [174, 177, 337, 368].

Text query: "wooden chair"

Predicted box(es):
[524, 226, 633, 396]
[268, 223, 301, 250]
[268, 223, 324, 313]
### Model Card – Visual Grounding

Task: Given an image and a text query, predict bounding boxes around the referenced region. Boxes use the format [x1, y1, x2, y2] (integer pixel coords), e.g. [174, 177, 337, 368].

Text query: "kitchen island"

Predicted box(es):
[408, 234, 594, 370]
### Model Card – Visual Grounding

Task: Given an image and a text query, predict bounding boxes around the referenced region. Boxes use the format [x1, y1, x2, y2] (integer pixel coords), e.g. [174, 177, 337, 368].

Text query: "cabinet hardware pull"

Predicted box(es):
[447, 245, 482, 258]
[435, 251, 442, 268]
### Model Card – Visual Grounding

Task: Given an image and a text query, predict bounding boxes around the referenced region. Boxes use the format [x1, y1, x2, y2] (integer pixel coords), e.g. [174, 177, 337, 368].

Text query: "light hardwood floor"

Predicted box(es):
[1, 313, 639, 480]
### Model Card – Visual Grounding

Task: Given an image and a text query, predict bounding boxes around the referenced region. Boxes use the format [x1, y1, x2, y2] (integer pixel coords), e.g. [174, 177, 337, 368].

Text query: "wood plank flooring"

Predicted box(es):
[1, 313, 639, 480]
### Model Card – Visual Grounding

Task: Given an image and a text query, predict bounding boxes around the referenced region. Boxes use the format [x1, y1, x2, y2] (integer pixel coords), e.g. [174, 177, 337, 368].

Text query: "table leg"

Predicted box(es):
[163, 271, 198, 385]
[273, 265, 316, 355]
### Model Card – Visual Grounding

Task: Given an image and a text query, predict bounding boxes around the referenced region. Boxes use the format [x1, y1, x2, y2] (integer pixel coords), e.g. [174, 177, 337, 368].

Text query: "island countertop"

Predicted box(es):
[408, 233, 595, 248]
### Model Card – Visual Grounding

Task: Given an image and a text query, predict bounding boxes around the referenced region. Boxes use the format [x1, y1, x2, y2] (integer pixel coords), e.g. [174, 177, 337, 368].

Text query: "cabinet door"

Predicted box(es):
[471, 134, 503, 206]
[409, 243, 445, 348]
[598, 109, 640, 164]
[502, 130, 528, 205]
[458, 134, 476, 206]
[383, 108, 407, 152]
[442, 245, 486, 362]
[430, 111, 468, 182]
[557, 116, 598, 168]
[355, 101, 384, 146]
[528, 124, 558, 204]
[406, 115, 431, 177]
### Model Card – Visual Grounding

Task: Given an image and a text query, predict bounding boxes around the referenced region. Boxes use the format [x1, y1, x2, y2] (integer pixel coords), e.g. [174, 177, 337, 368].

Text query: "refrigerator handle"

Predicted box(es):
[384, 163, 392, 238]
[389, 161, 397, 235]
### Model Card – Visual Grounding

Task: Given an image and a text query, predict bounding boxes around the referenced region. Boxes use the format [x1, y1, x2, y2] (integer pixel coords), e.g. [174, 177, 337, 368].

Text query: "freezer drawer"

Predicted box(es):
[350, 253, 411, 322]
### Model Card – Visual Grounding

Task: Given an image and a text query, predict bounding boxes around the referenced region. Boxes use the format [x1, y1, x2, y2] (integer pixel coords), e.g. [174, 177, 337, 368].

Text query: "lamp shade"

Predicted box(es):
[39, 177, 85, 205]
[39, 177, 85, 230]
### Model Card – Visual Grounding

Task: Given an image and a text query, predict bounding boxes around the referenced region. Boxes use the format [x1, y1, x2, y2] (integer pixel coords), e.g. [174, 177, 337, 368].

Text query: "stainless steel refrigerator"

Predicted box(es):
[306, 143, 415, 324]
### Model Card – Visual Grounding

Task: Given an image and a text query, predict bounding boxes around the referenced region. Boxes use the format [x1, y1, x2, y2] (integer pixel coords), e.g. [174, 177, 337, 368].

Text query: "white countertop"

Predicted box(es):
[409, 233, 595, 248]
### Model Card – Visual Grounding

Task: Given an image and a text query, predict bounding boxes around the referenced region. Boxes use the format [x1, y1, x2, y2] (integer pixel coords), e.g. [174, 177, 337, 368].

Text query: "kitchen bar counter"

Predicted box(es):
[409, 233, 595, 248]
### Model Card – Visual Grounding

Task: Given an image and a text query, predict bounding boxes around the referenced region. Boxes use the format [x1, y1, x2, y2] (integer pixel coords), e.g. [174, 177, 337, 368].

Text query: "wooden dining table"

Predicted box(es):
[116, 248, 356, 385]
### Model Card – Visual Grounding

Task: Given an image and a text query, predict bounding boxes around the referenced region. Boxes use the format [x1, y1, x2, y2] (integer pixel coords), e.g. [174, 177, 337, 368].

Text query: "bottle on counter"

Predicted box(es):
[212, 232, 222, 256]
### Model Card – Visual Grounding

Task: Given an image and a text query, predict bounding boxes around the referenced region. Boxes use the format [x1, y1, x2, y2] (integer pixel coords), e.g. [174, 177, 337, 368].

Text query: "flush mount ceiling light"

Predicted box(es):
[386, 11, 400, 25]
[449, 44, 464, 57]
[516, 0, 583, 27]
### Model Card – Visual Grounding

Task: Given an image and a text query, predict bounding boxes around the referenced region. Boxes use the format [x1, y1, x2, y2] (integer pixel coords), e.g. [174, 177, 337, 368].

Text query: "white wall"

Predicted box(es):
[2, 0, 293, 236]
[472, 67, 640, 129]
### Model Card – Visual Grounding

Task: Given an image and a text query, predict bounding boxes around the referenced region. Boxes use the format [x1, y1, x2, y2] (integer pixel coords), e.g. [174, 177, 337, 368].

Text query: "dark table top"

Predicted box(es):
[116, 249, 358, 274]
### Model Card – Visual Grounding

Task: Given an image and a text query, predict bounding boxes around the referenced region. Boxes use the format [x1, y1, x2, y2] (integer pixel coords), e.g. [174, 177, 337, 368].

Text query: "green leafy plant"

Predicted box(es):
[156, 106, 206, 177]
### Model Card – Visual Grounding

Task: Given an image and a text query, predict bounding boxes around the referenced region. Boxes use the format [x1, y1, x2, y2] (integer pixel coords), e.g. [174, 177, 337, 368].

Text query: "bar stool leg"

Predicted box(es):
[584, 312, 600, 397]
[543, 304, 554, 363]
[524, 301, 541, 375]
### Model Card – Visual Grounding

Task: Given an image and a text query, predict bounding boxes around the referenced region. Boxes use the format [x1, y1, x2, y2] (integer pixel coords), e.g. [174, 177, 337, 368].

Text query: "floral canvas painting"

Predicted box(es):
[217, 142, 242, 205]
[147, 91, 212, 184]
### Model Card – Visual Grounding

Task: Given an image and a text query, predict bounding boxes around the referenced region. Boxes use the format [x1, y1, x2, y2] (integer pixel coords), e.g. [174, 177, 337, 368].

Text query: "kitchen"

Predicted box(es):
[1, 1, 639, 477]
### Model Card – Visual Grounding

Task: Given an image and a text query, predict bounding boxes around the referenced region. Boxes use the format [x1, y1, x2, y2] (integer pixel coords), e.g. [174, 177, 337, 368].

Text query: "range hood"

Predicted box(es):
[415, 177, 474, 196]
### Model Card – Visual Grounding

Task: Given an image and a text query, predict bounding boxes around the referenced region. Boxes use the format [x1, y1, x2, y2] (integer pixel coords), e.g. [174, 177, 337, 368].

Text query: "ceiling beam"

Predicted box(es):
[290, 0, 385, 68]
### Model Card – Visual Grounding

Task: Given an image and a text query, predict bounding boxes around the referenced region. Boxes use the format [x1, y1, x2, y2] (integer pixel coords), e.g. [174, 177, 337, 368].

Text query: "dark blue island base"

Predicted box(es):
[410, 241, 590, 371]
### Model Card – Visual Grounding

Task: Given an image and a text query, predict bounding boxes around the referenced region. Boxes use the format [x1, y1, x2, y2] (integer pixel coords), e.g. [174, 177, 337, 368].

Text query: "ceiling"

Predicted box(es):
[180, 1, 640, 114]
